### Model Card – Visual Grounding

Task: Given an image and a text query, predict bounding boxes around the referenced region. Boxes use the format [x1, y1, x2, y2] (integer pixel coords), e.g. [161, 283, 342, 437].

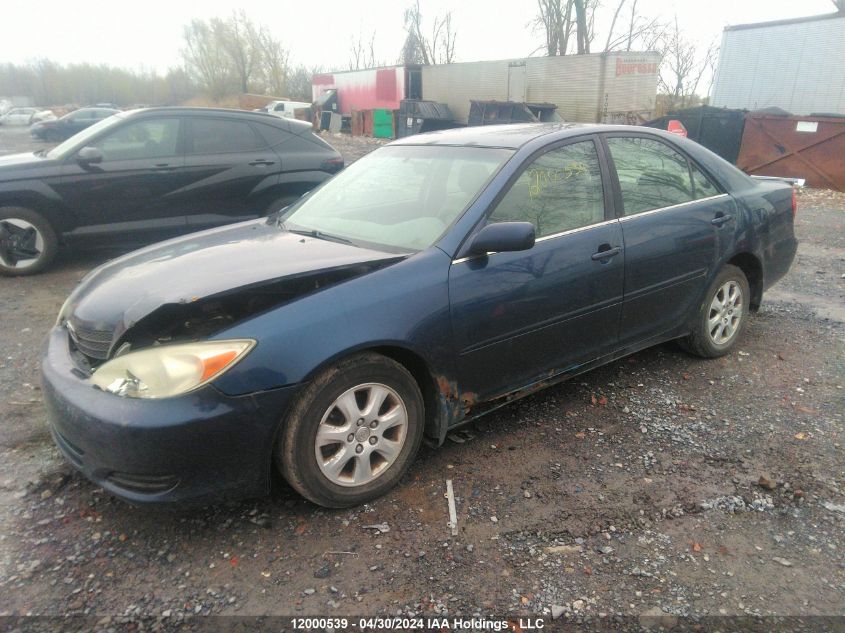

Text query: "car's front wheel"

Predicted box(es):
[277, 353, 424, 507]
[680, 264, 750, 358]
[0, 207, 58, 276]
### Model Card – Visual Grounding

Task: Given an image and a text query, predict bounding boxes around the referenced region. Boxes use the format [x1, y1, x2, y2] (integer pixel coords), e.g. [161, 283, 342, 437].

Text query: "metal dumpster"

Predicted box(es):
[397, 100, 456, 138]
[643, 105, 747, 164]
[468, 101, 561, 126]
[373, 109, 394, 139]
[737, 113, 845, 191]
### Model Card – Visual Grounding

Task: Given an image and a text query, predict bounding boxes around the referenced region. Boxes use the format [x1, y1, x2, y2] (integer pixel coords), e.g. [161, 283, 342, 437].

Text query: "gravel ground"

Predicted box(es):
[0, 126, 843, 629]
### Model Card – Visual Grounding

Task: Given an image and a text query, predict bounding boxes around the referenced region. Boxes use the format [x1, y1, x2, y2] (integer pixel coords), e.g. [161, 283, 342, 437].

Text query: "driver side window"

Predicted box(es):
[488, 140, 605, 238]
[92, 119, 180, 162]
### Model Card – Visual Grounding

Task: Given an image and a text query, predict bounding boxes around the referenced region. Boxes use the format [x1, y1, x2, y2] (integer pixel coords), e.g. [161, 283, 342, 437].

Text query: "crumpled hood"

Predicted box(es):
[65, 219, 404, 333]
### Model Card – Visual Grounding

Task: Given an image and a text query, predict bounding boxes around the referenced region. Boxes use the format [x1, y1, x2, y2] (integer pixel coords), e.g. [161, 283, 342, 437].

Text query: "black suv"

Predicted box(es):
[0, 107, 343, 275]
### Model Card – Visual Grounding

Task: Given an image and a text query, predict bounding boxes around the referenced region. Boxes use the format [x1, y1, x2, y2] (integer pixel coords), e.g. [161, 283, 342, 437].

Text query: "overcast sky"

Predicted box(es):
[2, 0, 838, 85]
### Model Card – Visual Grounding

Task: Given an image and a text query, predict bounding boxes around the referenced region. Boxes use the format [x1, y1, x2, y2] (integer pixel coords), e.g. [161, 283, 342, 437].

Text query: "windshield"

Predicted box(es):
[46, 113, 123, 159]
[282, 145, 513, 251]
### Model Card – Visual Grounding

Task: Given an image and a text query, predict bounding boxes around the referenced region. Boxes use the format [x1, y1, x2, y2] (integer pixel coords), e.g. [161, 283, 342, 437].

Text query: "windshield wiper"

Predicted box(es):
[283, 225, 354, 245]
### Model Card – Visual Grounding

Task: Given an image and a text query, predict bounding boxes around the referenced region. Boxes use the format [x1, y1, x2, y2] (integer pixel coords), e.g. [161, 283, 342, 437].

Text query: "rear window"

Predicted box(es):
[189, 118, 266, 154]
[607, 136, 696, 215]
[254, 122, 292, 147]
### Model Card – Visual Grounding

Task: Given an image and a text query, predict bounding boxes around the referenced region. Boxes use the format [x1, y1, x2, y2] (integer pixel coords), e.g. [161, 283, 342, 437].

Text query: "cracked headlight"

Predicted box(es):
[90, 340, 255, 399]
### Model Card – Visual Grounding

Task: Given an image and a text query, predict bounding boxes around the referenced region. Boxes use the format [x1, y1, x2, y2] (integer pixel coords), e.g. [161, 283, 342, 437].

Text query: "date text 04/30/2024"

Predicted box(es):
[290, 617, 546, 630]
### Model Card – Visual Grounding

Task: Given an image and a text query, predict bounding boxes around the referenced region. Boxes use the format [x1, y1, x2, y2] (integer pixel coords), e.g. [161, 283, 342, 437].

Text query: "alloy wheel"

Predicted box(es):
[0, 218, 44, 270]
[708, 280, 743, 345]
[314, 383, 408, 487]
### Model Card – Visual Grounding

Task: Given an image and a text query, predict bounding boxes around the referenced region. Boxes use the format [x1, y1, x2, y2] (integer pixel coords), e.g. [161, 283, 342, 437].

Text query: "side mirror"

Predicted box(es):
[466, 221, 535, 257]
[77, 146, 103, 165]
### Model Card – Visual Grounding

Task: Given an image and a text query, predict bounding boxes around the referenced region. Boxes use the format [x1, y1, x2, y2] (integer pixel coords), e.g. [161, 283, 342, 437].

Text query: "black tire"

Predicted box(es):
[277, 353, 424, 508]
[679, 264, 750, 358]
[0, 207, 58, 276]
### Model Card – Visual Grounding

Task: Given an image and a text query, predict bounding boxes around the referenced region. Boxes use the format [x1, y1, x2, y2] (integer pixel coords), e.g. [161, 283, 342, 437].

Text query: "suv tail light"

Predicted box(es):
[791, 187, 798, 218]
[321, 157, 344, 174]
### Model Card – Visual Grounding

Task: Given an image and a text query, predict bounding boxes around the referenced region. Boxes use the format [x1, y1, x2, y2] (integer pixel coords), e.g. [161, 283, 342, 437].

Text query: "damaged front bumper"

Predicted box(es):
[41, 326, 299, 505]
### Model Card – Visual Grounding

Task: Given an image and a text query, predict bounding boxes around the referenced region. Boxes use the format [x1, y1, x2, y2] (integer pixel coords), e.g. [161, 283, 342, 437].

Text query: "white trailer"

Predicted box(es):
[711, 12, 845, 115]
[420, 51, 661, 124]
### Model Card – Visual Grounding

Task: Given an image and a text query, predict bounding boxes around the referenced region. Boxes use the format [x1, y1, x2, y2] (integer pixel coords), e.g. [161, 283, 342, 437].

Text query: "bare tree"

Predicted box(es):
[258, 30, 290, 96]
[1, 59, 197, 106]
[182, 19, 234, 99]
[657, 16, 719, 109]
[182, 12, 291, 98]
[349, 35, 365, 71]
[533, 0, 572, 56]
[441, 13, 457, 64]
[370, 32, 378, 68]
[402, 2, 430, 64]
[348, 31, 380, 70]
[574, 0, 589, 54]
[540, 0, 664, 54]
[400, 26, 425, 65]
[215, 11, 263, 94]
[615, 0, 666, 51]
[286, 65, 322, 102]
[533, 0, 600, 56]
[603, 0, 628, 51]
[401, 1, 457, 65]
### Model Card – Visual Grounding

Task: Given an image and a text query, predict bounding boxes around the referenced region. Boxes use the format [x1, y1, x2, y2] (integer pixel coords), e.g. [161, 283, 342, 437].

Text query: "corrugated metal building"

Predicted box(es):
[422, 52, 660, 124]
[711, 12, 845, 115]
[312, 52, 660, 124]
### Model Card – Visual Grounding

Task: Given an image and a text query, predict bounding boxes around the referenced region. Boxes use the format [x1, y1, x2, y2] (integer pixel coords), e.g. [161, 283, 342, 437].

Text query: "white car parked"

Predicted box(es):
[0, 107, 41, 125]
[31, 110, 56, 123]
[259, 100, 311, 119]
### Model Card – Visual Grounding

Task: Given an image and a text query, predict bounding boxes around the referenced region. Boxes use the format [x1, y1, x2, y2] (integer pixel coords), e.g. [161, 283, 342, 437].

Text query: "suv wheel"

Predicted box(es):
[0, 207, 58, 276]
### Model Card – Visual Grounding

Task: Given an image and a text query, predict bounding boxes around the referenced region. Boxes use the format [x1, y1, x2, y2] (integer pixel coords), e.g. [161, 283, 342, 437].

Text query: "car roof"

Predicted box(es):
[391, 122, 681, 149]
[122, 106, 287, 124]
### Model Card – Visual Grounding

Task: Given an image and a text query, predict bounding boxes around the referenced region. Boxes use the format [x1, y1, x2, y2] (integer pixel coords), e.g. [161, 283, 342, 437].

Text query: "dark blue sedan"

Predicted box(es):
[42, 123, 797, 507]
[30, 107, 120, 142]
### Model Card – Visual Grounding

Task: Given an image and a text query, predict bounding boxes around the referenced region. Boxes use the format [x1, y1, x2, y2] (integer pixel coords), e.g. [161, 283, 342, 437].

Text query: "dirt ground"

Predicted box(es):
[0, 125, 843, 630]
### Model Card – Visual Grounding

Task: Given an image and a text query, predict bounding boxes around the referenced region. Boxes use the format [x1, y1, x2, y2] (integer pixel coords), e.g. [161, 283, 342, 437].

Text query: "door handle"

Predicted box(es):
[151, 163, 176, 172]
[591, 245, 622, 261]
[249, 159, 275, 166]
[711, 213, 733, 226]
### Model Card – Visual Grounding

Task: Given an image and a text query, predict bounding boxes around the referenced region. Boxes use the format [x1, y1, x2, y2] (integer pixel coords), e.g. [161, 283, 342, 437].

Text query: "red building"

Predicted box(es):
[312, 66, 421, 115]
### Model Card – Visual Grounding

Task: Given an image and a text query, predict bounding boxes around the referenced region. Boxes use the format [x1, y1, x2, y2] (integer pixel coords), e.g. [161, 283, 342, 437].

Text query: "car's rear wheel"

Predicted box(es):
[679, 264, 750, 358]
[277, 353, 424, 507]
[0, 207, 58, 276]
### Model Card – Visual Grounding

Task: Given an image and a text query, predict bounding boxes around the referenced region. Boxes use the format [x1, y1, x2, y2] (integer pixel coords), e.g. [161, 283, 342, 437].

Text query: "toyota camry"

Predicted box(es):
[42, 123, 797, 507]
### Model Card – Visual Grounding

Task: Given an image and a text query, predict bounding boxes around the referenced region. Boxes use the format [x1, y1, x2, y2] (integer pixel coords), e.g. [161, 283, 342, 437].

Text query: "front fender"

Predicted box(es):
[0, 183, 72, 232]
[210, 247, 456, 397]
